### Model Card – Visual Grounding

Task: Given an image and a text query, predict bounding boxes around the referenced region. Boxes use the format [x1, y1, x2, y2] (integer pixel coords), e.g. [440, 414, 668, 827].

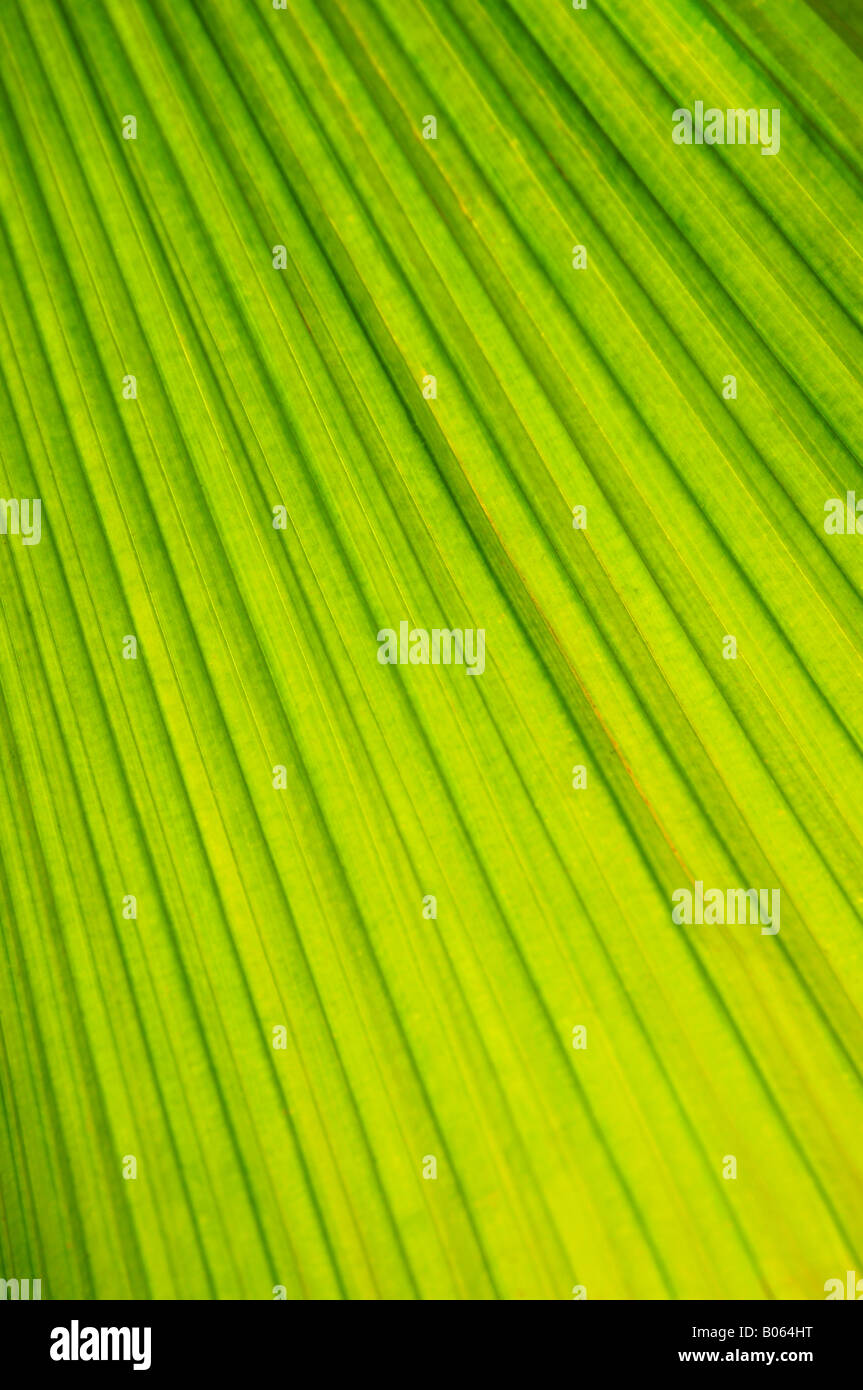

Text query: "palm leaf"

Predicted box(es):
[0, 0, 861, 1299]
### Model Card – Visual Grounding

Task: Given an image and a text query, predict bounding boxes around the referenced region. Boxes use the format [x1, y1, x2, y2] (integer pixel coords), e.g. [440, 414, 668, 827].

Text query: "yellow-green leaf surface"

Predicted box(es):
[1, 0, 862, 1300]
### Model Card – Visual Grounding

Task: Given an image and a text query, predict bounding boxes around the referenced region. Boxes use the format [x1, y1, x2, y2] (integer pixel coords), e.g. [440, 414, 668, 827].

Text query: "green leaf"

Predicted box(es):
[0, 0, 861, 1299]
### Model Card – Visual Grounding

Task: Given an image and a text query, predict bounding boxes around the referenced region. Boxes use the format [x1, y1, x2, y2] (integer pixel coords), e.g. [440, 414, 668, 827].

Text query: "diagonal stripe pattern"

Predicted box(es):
[0, 0, 861, 1299]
